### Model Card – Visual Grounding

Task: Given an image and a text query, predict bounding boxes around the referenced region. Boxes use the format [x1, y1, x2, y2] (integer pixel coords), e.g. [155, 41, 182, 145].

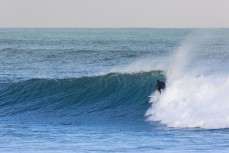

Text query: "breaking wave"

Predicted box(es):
[0, 71, 165, 122]
[146, 31, 229, 129]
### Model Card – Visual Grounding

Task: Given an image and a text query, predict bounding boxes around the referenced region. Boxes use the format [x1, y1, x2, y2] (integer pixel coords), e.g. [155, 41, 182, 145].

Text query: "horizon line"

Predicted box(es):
[0, 27, 229, 29]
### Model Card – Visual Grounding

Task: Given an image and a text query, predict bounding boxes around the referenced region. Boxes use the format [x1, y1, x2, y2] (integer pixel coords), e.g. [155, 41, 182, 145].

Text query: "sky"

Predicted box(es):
[0, 0, 229, 28]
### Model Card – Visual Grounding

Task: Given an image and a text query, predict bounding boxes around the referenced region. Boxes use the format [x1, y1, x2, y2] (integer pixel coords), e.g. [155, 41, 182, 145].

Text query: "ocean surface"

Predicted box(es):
[0, 28, 229, 153]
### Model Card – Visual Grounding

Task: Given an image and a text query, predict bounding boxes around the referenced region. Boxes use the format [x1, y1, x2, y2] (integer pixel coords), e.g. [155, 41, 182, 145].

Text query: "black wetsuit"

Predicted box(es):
[156, 80, 166, 94]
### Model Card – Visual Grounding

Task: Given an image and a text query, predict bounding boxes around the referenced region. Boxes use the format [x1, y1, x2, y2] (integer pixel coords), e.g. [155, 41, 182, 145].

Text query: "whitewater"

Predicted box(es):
[146, 30, 229, 129]
[0, 28, 228, 152]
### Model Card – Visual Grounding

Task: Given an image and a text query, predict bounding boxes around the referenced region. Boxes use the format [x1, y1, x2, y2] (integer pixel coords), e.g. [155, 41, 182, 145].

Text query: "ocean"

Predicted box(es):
[0, 28, 228, 152]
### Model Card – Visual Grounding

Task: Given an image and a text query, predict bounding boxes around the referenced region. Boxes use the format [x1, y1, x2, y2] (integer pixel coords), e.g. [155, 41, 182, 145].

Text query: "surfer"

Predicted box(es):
[156, 80, 165, 94]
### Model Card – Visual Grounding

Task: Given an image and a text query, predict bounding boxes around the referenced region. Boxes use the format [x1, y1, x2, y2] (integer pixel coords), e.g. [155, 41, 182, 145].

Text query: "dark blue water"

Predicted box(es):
[0, 29, 229, 152]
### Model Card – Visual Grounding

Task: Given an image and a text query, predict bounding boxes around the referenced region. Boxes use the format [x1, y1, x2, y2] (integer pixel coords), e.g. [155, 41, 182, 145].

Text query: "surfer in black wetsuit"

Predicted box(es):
[156, 80, 166, 94]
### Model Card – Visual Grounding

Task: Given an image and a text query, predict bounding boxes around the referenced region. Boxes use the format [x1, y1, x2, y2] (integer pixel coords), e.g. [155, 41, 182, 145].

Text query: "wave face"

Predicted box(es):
[0, 71, 165, 122]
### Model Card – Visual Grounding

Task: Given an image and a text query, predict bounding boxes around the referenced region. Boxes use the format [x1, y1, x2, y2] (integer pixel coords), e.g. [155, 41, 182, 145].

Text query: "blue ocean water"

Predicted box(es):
[0, 28, 229, 152]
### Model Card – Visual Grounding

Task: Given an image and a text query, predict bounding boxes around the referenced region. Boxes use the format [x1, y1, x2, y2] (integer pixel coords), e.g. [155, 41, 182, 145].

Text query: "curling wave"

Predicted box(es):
[0, 71, 165, 121]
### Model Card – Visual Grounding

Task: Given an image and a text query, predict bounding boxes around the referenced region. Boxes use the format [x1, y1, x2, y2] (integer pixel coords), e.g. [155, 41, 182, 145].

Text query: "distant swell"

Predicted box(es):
[0, 71, 165, 121]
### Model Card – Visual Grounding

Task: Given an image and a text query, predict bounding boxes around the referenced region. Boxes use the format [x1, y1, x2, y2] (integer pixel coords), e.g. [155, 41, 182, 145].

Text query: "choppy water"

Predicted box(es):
[0, 28, 229, 152]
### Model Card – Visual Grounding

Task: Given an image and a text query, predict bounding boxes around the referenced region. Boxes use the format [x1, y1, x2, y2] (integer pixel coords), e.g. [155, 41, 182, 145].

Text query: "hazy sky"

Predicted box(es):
[0, 0, 229, 28]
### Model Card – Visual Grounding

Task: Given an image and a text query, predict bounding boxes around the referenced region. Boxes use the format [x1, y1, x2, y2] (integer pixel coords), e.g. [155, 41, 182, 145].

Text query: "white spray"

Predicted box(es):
[146, 31, 229, 129]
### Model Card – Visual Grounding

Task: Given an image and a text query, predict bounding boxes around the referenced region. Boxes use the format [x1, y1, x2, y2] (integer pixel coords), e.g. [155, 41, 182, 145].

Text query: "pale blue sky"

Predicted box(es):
[0, 0, 228, 28]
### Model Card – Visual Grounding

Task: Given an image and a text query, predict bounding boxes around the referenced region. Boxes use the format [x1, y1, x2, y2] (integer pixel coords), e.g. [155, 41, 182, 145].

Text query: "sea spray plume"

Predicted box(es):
[146, 30, 229, 129]
[166, 42, 192, 83]
[166, 29, 217, 80]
